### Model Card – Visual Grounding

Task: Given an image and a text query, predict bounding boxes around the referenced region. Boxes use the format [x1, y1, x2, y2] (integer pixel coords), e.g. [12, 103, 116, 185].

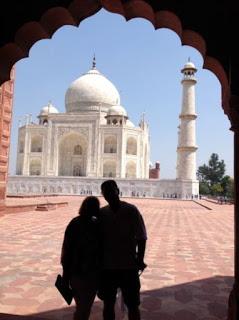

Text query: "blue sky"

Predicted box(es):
[9, 9, 233, 178]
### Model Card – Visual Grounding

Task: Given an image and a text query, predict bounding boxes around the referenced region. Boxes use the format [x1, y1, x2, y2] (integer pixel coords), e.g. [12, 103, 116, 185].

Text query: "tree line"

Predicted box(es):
[197, 153, 234, 199]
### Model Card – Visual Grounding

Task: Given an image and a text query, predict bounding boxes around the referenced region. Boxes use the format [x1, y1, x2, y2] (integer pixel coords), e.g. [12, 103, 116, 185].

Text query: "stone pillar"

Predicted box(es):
[121, 128, 126, 178]
[177, 61, 198, 181]
[228, 95, 239, 320]
[0, 67, 15, 215]
[97, 117, 102, 177]
[22, 126, 30, 175]
[86, 126, 92, 176]
[54, 130, 59, 176]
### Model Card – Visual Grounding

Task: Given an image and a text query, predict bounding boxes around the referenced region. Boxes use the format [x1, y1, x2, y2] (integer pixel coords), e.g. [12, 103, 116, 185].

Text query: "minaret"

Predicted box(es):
[176, 59, 198, 181]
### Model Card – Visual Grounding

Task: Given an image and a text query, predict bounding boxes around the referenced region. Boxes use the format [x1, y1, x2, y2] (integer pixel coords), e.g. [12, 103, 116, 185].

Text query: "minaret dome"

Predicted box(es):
[181, 59, 197, 83]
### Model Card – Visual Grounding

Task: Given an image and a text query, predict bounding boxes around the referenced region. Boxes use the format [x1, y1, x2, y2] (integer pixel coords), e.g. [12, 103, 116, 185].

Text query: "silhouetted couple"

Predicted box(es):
[61, 180, 147, 320]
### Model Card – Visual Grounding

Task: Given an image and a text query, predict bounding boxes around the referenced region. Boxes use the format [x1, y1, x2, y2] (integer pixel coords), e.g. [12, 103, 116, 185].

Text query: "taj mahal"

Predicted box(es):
[7, 59, 199, 199]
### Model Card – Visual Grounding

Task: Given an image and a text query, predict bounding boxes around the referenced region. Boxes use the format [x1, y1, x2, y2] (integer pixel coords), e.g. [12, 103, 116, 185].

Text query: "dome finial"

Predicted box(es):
[48, 100, 52, 113]
[188, 57, 191, 62]
[92, 53, 96, 69]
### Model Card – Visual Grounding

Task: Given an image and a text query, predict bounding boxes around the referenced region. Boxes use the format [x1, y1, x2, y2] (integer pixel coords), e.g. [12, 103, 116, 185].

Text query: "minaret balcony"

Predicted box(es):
[179, 114, 197, 120]
[177, 146, 198, 152]
[183, 74, 196, 80]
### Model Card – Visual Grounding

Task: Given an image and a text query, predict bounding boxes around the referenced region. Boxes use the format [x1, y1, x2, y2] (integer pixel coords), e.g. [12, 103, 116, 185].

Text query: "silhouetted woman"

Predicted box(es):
[61, 196, 100, 320]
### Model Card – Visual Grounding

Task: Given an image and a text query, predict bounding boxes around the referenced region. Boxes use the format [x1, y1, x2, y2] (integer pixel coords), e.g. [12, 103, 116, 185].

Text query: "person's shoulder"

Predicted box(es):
[121, 201, 134, 208]
[100, 204, 110, 214]
[69, 216, 80, 224]
[66, 216, 81, 230]
[120, 201, 140, 214]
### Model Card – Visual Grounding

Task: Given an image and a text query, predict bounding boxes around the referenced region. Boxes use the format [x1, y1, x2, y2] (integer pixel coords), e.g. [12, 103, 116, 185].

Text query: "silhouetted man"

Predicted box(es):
[99, 180, 147, 320]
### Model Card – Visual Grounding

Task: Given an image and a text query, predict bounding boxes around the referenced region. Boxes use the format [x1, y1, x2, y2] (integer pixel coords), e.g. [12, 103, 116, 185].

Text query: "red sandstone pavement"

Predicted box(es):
[0, 196, 234, 320]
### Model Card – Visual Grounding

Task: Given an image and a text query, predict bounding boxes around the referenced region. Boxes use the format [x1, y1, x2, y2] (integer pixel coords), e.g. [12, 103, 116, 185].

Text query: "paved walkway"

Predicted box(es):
[0, 197, 234, 320]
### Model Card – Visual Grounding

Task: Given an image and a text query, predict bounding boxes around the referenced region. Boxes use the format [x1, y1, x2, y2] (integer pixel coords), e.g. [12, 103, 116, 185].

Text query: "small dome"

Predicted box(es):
[65, 67, 120, 113]
[184, 61, 196, 69]
[107, 105, 127, 117]
[181, 61, 197, 73]
[126, 119, 135, 127]
[39, 103, 59, 115]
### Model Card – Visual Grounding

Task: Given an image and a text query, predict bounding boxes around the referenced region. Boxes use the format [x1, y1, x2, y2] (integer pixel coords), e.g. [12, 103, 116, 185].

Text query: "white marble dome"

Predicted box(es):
[107, 105, 127, 117]
[39, 103, 59, 115]
[183, 61, 196, 70]
[65, 67, 121, 113]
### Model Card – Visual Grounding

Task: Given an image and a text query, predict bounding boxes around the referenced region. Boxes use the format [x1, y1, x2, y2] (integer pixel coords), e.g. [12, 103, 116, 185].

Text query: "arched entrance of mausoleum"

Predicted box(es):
[58, 133, 87, 176]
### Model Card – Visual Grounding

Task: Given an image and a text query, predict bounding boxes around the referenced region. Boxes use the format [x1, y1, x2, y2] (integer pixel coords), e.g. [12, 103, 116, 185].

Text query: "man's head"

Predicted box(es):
[101, 180, 120, 204]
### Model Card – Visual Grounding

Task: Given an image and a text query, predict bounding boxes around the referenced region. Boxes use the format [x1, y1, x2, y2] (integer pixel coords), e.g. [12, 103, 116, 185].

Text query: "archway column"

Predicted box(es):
[228, 95, 239, 320]
[0, 69, 15, 215]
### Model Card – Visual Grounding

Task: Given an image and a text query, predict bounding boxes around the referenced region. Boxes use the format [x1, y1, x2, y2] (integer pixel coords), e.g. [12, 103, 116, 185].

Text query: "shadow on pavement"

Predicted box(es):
[0, 275, 233, 320]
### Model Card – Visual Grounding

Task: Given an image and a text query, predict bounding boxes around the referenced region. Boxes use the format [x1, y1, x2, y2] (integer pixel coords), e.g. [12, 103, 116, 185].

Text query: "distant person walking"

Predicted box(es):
[61, 196, 100, 320]
[98, 180, 147, 320]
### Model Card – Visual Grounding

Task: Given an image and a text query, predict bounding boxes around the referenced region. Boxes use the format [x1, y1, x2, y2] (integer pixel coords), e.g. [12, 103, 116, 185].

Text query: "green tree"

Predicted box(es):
[210, 183, 223, 196]
[197, 153, 234, 198]
[221, 175, 234, 199]
[197, 153, 225, 186]
[199, 182, 210, 195]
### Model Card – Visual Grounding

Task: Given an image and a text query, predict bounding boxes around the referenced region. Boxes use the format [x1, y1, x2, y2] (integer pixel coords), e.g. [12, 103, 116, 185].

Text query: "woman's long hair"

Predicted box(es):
[78, 196, 100, 219]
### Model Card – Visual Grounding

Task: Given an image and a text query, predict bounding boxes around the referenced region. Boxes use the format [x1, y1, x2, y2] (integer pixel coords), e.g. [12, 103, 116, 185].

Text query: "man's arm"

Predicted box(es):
[136, 239, 147, 272]
[134, 206, 147, 272]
